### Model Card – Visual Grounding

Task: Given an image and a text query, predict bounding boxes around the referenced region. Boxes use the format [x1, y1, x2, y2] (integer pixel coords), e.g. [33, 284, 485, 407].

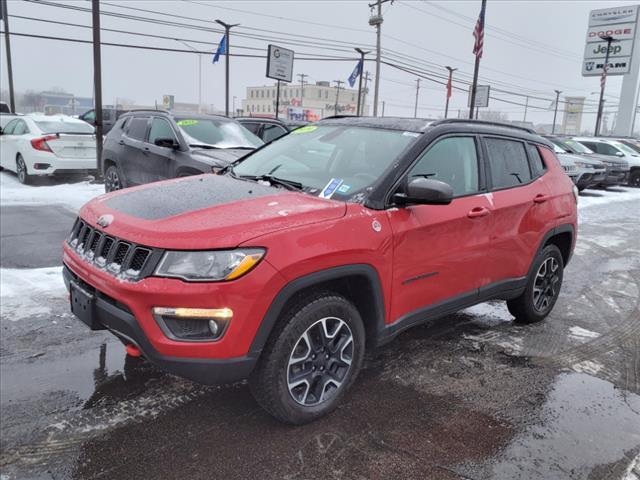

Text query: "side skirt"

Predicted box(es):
[376, 277, 526, 347]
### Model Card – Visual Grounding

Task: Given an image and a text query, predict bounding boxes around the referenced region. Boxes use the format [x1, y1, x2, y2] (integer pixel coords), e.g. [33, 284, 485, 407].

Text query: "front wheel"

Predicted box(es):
[507, 244, 564, 324]
[249, 292, 365, 424]
[629, 170, 640, 188]
[104, 165, 123, 192]
[16, 154, 32, 185]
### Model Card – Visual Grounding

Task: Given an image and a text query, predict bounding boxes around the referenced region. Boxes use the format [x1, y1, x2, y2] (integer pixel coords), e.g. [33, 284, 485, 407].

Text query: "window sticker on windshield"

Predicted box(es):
[319, 178, 343, 199]
[337, 184, 351, 193]
[402, 131, 420, 137]
[292, 125, 318, 134]
[176, 119, 199, 126]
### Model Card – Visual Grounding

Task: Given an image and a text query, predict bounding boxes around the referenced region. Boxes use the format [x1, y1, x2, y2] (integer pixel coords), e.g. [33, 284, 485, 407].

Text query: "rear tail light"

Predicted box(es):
[30, 135, 57, 152]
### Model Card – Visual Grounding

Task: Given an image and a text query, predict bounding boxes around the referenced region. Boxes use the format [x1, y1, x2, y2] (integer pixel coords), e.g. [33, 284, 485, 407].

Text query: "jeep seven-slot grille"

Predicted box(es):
[67, 217, 158, 280]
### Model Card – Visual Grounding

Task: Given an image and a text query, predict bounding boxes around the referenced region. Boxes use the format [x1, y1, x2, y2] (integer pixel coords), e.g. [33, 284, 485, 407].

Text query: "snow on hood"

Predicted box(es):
[190, 147, 251, 166]
[79, 174, 347, 249]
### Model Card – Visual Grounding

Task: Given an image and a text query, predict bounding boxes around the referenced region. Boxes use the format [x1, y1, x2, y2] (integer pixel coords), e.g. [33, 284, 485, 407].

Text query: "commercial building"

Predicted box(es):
[241, 81, 369, 121]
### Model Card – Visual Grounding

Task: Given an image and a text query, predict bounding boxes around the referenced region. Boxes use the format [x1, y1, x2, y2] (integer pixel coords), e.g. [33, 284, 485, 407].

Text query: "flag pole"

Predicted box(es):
[469, 0, 486, 119]
[354, 48, 369, 116]
[445, 66, 457, 119]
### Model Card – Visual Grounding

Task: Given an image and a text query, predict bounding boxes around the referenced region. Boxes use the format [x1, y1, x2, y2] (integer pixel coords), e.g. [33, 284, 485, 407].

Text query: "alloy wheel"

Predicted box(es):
[532, 257, 560, 313]
[287, 317, 354, 406]
[630, 173, 640, 188]
[105, 168, 121, 192]
[16, 157, 26, 183]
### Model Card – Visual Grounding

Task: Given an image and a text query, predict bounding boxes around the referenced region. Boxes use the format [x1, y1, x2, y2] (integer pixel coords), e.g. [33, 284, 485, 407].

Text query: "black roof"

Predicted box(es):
[122, 110, 231, 121]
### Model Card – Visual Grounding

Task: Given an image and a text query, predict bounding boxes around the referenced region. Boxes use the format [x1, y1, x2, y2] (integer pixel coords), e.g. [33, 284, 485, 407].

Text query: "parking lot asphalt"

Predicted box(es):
[1, 184, 639, 480]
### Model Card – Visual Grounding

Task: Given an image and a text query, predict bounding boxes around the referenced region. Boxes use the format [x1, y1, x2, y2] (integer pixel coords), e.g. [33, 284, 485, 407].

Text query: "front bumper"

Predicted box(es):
[601, 168, 629, 186]
[63, 265, 256, 384]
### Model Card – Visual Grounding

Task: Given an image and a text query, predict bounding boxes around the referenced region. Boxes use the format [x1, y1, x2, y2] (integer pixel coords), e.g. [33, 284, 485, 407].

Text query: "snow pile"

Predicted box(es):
[0, 173, 104, 212]
[578, 187, 640, 210]
[0, 267, 67, 320]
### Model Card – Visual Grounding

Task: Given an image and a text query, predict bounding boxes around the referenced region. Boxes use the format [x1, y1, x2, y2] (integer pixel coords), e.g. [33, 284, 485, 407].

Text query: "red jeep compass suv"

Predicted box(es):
[63, 118, 578, 424]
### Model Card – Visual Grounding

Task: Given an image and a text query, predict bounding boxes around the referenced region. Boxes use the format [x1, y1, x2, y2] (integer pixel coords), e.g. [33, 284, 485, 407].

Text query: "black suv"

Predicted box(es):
[102, 111, 263, 192]
[236, 117, 309, 143]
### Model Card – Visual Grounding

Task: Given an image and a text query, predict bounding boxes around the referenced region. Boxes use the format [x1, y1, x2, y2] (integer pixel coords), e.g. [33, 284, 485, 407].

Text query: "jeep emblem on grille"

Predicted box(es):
[97, 214, 114, 228]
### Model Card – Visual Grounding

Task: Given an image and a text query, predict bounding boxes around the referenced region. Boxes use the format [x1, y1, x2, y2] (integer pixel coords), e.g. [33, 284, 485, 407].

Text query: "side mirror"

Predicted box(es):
[393, 177, 454, 206]
[154, 137, 179, 149]
[615, 151, 624, 157]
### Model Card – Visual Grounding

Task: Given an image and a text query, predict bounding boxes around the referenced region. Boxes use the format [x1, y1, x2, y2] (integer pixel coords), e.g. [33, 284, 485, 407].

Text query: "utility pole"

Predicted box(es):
[595, 35, 617, 136]
[523, 95, 529, 122]
[469, 0, 486, 119]
[215, 19, 240, 117]
[232, 96, 236, 116]
[413, 78, 420, 118]
[1, 0, 16, 113]
[91, 0, 104, 177]
[297, 73, 308, 108]
[334, 80, 344, 115]
[381, 100, 386, 117]
[362, 71, 372, 115]
[551, 89, 561, 134]
[369, 0, 391, 117]
[444, 66, 457, 119]
[177, 40, 202, 113]
[354, 48, 370, 116]
[275, 80, 281, 120]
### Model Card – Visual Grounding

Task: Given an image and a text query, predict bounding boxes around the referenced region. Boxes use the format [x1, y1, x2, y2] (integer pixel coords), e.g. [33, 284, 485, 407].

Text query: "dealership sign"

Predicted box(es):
[266, 44, 294, 83]
[582, 5, 638, 77]
[468, 85, 490, 108]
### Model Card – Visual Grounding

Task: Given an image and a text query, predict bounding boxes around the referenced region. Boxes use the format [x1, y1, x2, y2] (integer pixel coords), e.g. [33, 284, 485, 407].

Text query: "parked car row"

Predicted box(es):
[544, 135, 638, 190]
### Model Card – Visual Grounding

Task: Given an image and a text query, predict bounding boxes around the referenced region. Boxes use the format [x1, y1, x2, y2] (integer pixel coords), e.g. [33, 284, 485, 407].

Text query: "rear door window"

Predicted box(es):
[485, 137, 532, 189]
[126, 117, 149, 141]
[2, 119, 18, 135]
[527, 144, 546, 178]
[12, 120, 28, 135]
[263, 124, 288, 143]
[241, 122, 261, 135]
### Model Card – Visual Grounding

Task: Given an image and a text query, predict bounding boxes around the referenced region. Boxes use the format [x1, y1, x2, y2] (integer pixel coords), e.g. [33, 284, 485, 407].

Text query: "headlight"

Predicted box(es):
[574, 161, 590, 168]
[155, 248, 265, 282]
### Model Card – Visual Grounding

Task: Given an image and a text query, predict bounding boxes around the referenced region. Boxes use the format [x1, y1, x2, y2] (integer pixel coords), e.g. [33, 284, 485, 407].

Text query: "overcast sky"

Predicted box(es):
[0, 0, 637, 131]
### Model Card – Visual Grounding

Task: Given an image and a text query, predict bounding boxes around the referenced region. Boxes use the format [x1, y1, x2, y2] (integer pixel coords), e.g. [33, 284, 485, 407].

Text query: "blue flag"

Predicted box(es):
[348, 59, 363, 88]
[213, 34, 226, 64]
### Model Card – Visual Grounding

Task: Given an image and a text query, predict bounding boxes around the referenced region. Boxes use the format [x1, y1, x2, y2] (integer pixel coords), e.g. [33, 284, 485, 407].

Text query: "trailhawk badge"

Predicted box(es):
[96, 214, 114, 228]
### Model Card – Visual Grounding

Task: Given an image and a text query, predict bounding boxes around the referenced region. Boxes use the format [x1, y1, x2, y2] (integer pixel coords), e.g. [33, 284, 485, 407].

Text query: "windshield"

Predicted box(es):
[232, 125, 419, 198]
[35, 120, 94, 134]
[550, 140, 568, 154]
[620, 140, 640, 153]
[176, 117, 263, 148]
[563, 139, 593, 154]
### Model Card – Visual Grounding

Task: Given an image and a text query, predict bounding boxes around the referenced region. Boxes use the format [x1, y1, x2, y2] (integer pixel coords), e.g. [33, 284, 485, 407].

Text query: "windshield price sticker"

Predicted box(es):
[176, 119, 199, 126]
[319, 178, 343, 199]
[292, 125, 318, 134]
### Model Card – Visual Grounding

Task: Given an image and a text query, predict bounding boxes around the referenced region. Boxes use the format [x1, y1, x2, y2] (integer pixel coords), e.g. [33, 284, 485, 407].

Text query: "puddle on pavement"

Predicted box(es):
[488, 372, 640, 479]
[0, 339, 160, 408]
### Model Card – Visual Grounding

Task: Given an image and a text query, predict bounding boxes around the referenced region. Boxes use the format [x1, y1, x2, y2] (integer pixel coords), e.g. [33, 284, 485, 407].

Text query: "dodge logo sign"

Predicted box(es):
[585, 61, 594, 71]
[97, 214, 114, 228]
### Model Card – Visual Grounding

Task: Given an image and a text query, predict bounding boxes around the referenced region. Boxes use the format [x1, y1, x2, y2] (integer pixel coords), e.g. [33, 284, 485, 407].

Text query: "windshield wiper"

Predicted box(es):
[189, 143, 221, 149]
[239, 174, 303, 191]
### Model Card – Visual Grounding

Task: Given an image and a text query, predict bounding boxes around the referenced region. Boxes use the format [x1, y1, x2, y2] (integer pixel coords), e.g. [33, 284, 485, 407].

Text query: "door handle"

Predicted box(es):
[533, 194, 551, 204]
[467, 206, 490, 218]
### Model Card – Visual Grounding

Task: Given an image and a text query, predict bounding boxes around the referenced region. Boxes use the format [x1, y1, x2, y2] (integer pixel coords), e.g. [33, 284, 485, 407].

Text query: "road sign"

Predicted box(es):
[266, 44, 294, 83]
[583, 5, 639, 77]
[468, 85, 490, 107]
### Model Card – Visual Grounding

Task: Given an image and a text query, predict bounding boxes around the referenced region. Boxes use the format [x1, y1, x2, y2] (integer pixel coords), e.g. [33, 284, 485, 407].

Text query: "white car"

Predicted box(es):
[573, 137, 637, 186]
[0, 114, 97, 184]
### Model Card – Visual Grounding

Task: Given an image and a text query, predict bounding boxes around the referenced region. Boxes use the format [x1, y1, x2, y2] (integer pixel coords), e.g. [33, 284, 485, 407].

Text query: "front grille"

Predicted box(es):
[67, 217, 161, 281]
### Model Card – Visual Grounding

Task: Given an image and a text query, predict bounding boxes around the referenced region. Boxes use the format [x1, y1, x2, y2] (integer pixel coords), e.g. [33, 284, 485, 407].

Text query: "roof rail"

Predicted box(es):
[430, 118, 536, 134]
[122, 108, 170, 114]
[319, 115, 360, 120]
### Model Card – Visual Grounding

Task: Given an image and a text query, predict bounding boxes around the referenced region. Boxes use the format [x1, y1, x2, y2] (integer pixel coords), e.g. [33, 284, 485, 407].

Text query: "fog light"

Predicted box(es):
[152, 307, 233, 319]
[208, 319, 219, 336]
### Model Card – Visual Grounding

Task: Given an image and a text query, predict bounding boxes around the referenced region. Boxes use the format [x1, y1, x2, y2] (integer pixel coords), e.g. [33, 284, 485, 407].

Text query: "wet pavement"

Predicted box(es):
[1, 187, 639, 479]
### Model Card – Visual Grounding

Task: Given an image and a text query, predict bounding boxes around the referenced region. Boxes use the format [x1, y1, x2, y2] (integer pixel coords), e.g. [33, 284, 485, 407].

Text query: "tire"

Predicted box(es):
[249, 292, 365, 424]
[507, 244, 564, 324]
[104, 164, 124, 192]
[629, 170, 640, 188]
[16, 154, 32, 185]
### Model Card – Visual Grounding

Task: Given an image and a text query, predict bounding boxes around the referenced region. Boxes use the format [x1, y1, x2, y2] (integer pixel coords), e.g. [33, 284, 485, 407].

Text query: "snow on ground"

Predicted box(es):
[0, 172, 104, 212]
[0, 267, 66, 321]
[568, 326, 601, 341]
[463, 301, 514, 323]
[578, 187, 640, 211]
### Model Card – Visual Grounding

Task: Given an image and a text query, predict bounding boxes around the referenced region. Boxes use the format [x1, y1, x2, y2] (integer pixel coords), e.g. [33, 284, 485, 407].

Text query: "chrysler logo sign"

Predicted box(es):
[97, 214, 113, 228]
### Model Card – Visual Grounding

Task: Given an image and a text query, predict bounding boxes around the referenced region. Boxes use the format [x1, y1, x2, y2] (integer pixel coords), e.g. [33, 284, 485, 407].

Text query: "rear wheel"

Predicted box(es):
[507, 244, 564, 324]
[16, 154, 32, 185]
[629, 170, 640, 188]
[249, 292, 365, 424]
[104, 165, 123, 192]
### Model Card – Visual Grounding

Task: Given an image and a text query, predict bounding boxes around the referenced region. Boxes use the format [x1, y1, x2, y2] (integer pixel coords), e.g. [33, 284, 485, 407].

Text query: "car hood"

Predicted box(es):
[79, 174, 346, 249]
[190, 147, 253, 166]
[581, 152, 628, 167]
[561, 153, 604, 167]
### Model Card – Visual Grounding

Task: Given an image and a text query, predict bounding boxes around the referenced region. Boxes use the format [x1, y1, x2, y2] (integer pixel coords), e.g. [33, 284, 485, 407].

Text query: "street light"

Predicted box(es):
[552, 89, 561, 134]
[176, 40, 202, 113]
[215, 19, 240, 117]
[354, 48, 370, 116]
[595, 35, 618, 136]
[444, 66, 457, 119]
